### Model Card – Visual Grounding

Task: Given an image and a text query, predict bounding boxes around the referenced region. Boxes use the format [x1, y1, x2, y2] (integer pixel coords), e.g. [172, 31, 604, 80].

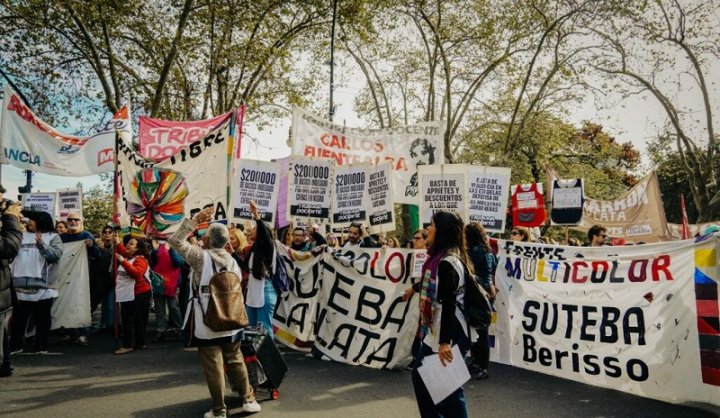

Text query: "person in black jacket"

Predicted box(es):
[410, 211, 472, 418]
[0, 186, 24, 377]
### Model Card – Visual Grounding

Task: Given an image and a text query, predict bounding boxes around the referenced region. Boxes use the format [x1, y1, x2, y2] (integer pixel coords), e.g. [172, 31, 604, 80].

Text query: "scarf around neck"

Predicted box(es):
[418, 249, 446, 331]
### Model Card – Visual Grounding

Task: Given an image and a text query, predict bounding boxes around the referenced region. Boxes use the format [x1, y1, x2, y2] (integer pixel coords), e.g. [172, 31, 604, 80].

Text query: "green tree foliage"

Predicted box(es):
[649, 135, 720, 223]
[82, 183, 113, 235]
[0, 0, 359, 126]
[458, 113, 640, 200]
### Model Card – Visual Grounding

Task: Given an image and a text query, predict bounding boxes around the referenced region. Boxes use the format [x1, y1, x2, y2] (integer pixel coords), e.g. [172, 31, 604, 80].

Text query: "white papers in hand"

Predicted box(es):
[416, 345, 470, 404]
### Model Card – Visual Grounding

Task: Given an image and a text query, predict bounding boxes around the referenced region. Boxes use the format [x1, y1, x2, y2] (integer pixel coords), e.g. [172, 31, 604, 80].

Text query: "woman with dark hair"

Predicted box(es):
[10, 211, 63, 353]
[410, 211, 472, 418]
[114, 235, 151, 355]
[245, 201, 278, 338]
[54, 220, 68, 235]
[464, 222, 496, 380]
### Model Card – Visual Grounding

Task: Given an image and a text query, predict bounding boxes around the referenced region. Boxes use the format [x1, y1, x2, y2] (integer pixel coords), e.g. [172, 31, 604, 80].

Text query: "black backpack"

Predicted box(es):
[456, 261, 493, 330]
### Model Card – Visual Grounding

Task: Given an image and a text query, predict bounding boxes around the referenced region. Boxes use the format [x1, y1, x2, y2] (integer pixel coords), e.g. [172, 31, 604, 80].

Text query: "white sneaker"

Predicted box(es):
[202, 410, 226, 418]
[242, 400, 261, 413]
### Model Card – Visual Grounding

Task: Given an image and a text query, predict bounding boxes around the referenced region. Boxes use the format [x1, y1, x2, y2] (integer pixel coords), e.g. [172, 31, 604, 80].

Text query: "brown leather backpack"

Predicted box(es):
[201, 259, 249, 332]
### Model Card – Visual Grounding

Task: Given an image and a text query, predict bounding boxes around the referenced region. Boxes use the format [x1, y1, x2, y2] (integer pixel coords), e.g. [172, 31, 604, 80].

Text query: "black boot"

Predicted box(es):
[0, 361, 13, 377]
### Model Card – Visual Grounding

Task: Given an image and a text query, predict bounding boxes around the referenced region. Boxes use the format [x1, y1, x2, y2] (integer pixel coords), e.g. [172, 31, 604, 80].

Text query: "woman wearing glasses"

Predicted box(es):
[411, 211, 472, 418]
[509, 227, 530, 242]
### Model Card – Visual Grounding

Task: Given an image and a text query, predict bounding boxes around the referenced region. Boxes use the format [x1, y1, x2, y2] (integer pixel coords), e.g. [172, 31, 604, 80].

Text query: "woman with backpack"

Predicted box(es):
[411, 211, 473, 418]
[114, 235, 151, 355]
[465, 222, 497, 380]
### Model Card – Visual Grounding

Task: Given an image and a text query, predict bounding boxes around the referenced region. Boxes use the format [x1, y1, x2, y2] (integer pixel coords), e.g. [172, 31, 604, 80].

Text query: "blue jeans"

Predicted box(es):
[246, 279, 277, 339]
[411, 320, 470, 418]
[100, 291, 115, 329]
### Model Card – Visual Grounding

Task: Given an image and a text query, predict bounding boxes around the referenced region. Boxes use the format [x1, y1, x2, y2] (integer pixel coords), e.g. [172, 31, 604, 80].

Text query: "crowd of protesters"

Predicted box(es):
[3, 186, 719, 418]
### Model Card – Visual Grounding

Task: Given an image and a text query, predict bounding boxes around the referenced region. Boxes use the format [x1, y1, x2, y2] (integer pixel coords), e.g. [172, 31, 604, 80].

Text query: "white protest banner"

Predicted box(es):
[138, 111, 234, 161]
[117, 117, 232, 238]
[667, 222, 720, 240]
[467, 166, 511, 233]
[367, 162, 395, 234]
[22, 192, 56, 216]
[51, 241, 92, 329]
[291, 106, 445, 205]
[314, 247, 420, 369]
[0, 86, 129, 176]
[418, 164, 468, 228]
[491, 236, 720, 406]
[57, 189, 83, 220]
[287, 156, 334, 222]
[232, 159, 280, 224]
[273, 245, 325, 351]
[332, 163, 369, 228]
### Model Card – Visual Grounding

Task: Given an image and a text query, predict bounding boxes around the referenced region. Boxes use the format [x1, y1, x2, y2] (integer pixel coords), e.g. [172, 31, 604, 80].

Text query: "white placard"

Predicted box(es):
[331, 163, 370, 228]
[232, 159, 280, 224]
[367, 161, 396, 234]
[467, 166, 511, 233]
[418, 164, 468, 227]
[56, 189, 83, 220]
[287, 156, 334, 222]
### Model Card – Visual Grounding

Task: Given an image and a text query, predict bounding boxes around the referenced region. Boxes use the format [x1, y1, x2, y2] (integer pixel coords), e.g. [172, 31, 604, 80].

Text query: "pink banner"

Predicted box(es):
[138, 112, 233, 161]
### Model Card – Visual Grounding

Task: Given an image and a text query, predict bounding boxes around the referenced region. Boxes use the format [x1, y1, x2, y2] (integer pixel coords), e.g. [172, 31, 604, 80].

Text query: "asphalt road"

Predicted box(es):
[1, 328, 718, 418]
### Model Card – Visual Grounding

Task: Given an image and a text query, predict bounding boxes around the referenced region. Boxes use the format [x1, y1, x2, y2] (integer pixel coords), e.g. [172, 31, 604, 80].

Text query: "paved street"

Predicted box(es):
[1, 328, 718, 418]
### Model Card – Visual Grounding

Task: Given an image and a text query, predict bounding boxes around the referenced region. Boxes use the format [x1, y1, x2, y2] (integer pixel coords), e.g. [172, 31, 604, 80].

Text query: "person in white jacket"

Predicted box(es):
[10, 210, 63, 354]
[168, 206, 261, 418]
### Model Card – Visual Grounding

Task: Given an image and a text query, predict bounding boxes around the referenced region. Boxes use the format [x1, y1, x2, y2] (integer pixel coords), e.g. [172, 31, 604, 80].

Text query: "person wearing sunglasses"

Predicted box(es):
[587, 225, 608, 247]
[58, 212, 99, 346]
[509, 227, 530, 242]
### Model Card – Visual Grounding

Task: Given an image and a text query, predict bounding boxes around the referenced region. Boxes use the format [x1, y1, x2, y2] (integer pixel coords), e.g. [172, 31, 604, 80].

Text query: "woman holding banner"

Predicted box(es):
[411, 211, 472, 418]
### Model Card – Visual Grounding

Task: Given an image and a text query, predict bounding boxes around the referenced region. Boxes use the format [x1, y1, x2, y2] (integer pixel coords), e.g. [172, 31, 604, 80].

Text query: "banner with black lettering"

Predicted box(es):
[492, 236, 720, 406]
[22, 192, 57, 217]
[291, 106, 445, 205]
[418, 164, 468, 228]
[116, 117, 233, 238]
[367, 162, 395, 234]
[232, 159, 280, 223]
[57, 188, 83, 220]
[273, 245, 325, 351]
[287, 156, 334, 222]
[332, 163, 369, 228]
[467, 166, 511, 233]
[313, 248, 420, 369]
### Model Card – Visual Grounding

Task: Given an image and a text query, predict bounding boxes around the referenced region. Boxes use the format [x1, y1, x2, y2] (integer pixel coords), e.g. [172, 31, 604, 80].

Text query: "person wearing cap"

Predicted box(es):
[168, 207, 261, 418]
[0, 184, 23, 377]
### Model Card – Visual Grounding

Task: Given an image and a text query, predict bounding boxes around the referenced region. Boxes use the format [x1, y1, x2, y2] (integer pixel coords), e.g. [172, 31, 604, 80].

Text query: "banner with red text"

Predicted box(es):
[0, 85, 129, 176]
[492, 236, 720, 406]
[291, 106, 444, 205]
[116, 117, 233, 238]
[138, 111, 234, 162]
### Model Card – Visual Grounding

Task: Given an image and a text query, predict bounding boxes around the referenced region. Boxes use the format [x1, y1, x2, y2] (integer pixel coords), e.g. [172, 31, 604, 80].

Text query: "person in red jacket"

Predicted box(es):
[114, 235, 151, 355]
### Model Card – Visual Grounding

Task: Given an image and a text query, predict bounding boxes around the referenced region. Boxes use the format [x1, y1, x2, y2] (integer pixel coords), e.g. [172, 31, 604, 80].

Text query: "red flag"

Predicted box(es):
[681, 194, 690, 240]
